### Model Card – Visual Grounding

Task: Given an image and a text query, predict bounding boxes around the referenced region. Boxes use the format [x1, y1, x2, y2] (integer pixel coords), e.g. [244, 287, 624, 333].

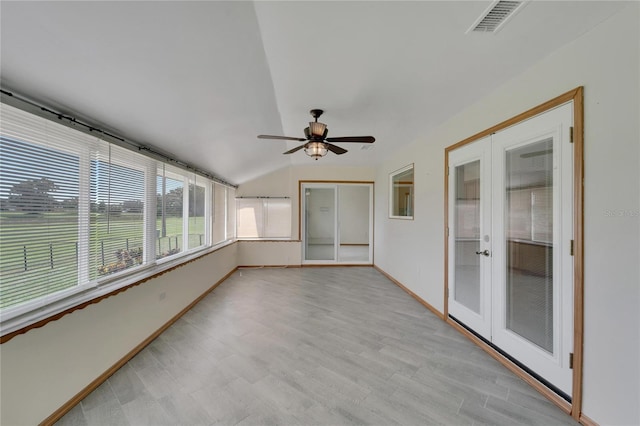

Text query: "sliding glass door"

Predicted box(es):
[302, 183, 373, 264]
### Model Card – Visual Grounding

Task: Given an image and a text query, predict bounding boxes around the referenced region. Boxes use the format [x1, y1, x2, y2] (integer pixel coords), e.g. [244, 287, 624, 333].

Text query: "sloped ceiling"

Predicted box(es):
[0, 1, 628, 184]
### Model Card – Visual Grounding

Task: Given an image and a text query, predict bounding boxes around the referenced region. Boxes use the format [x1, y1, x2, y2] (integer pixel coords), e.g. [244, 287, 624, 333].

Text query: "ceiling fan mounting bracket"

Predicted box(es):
[310, 109, 324, 120]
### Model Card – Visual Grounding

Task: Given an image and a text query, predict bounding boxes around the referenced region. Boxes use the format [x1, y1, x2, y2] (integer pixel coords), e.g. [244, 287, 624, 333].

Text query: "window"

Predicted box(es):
[236, 198, 291, 239]
[226, 187, 236, 241]
[389, 164, 414, 219]
[156, 167, 185, 259]
[188, 177, 208, 250]
[91, 141, 151, 278]
[0, 102, 234, 323]
[0, 136, 82, 308]
[212, 182, 227, 245]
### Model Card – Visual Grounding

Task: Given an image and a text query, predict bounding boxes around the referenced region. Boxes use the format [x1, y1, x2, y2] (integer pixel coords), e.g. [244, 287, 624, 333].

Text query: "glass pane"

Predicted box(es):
[91, 156, 145, 279]
[338, 186, 370, 262]
[505, 138, 554, 353]
[156, 171, 184, 259]
[0, 137, 80, 308]
[305, 188, 335, 261]
[454, 160, 481, 313]
[188, 181, 206, 249]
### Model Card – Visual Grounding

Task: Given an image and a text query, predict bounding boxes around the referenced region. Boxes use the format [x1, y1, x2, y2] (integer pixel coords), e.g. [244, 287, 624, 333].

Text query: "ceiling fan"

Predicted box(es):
[258, 109, 375, 160]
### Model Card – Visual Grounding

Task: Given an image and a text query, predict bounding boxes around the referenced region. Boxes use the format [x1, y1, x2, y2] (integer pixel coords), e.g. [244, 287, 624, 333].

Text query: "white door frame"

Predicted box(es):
[300, 181, 374, 265]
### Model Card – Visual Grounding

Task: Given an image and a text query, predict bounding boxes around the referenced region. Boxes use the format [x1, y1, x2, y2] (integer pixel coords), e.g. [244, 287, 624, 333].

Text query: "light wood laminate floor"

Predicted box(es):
[56, 267, 577, 425]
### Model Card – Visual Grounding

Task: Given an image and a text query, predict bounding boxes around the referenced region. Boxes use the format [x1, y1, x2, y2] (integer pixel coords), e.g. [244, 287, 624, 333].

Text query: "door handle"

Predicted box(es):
[475, 249, 491, 257]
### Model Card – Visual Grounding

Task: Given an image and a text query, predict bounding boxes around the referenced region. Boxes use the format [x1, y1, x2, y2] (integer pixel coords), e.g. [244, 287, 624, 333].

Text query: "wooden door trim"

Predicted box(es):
[443, 87, 584, 421]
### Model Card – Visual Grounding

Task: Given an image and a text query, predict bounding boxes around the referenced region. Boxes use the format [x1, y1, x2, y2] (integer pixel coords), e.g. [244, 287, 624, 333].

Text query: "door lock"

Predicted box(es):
[475, 249, 491, 257]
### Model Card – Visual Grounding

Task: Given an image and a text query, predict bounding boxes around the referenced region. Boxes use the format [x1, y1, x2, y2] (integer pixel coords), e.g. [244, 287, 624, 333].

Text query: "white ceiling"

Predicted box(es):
[0, 1, 627, 185]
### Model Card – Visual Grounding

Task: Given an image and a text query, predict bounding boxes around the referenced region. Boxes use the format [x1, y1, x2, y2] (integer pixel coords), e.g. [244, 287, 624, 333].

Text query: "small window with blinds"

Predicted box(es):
[236, 198, 291, 239]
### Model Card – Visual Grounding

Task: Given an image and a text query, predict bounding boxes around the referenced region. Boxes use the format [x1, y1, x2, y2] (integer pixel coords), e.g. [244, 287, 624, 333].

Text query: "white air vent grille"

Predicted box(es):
[468, 1, 526, 33]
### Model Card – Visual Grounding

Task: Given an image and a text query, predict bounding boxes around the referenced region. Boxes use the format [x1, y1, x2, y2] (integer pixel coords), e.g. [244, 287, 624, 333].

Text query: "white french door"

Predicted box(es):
[448, 103, 574, 396]
[448, 136, 493, 340]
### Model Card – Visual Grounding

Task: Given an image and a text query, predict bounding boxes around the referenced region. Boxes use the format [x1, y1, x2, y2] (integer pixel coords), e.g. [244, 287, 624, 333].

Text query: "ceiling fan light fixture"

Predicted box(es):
[304, 141, 328, 160]
[309, 121, 327, 137]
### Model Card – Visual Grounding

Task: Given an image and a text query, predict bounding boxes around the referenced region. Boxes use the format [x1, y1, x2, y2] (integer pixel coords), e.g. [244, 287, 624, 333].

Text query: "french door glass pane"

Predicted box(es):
[505, 138, 554, 353]
[454, 160, 481, 313]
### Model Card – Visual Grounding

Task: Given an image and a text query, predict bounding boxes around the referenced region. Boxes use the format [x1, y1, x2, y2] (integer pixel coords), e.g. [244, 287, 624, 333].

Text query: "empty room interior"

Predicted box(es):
[0, 1, 638, 425]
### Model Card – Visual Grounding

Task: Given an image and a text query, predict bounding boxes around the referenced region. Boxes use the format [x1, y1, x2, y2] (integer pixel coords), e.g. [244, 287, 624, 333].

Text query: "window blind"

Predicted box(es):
[226, 187, 236, 241]
[188, 175, 207, 250]
[0, 107, 89, 308]
[0, 102, 232, 318]
[90, 140, 153, 278]
[236, 198, 291, 239]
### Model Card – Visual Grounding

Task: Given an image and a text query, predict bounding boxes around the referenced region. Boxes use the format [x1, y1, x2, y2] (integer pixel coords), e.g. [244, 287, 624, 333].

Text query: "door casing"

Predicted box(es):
[443, 87, 584, 420]
[299, 181, 374, 265]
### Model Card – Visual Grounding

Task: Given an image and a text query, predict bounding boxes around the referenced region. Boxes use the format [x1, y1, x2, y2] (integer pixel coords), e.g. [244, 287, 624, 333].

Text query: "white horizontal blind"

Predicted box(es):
[90, 140, 152, 278]
[236, 198, 264, 239]
[0, 102, 234, 317]
[226, 187, 236, 241]
[188, 175, 207, 250]
[236, 198, 291, 239]
[156, 164, 186, 259]
[0, 104, 91, 309]
[264, 198, 291, 238]
[212, 182, 227, 244]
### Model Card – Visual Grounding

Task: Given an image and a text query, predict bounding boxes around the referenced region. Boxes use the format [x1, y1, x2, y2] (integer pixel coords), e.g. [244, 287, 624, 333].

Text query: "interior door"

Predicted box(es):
[447, 103, 574, 397]
[448, 137, 492, 340]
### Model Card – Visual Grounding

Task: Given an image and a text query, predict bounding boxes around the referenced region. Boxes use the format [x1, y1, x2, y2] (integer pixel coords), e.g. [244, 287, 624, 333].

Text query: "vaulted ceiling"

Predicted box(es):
[0, 1, 627, 184]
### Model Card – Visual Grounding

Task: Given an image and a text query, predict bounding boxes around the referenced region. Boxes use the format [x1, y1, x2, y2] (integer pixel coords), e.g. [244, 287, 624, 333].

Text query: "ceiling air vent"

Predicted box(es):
[467, 1, 527, 34]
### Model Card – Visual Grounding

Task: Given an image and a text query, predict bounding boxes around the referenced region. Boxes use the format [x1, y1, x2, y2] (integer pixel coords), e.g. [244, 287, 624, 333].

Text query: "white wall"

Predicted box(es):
[0, 244, 238, 425]
[374, 5, 639, 425]
[238, 240, 301, 266]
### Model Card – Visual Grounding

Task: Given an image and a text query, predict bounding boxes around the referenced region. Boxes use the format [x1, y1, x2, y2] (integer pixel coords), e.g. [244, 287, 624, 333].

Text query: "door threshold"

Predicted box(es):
[449, 314, 571, 403]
